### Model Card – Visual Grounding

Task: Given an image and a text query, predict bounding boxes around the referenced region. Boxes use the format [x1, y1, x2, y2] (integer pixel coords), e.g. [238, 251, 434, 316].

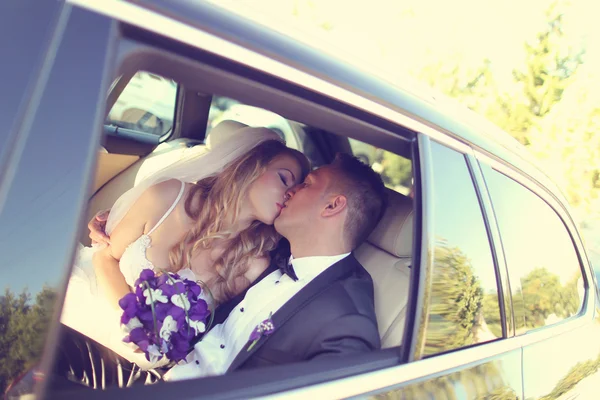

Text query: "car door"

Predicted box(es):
[0, 2, 116, 397]
[478, 156, 600, 400]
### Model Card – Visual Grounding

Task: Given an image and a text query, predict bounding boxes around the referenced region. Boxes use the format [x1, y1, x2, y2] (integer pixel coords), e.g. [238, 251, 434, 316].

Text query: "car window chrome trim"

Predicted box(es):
[465, 153, 513, 338]
[67, 0, 470, 154]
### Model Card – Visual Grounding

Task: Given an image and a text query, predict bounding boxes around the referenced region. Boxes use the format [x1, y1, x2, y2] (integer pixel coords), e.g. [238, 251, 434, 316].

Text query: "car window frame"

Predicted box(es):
[412, 136, 507, 361]
[49, 1, 596, 398]
[475, 151, 595, 344]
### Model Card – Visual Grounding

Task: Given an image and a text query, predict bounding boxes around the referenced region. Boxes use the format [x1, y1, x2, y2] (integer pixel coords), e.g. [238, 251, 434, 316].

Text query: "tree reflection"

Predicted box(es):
[513, 267, 582, 331]
[0, 286, 57, 394]
[424, 238, 498, 355]
[371, 358, 519, 400]
[539, 355, 600, 400]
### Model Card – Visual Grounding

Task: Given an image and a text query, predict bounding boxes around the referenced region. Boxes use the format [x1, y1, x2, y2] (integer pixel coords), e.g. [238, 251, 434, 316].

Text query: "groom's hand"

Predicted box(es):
[89, 209, 110, 246]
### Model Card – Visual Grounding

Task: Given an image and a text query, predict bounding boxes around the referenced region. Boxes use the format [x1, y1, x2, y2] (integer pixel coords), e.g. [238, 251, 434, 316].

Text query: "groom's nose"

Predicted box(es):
[285, 185, 298, 201]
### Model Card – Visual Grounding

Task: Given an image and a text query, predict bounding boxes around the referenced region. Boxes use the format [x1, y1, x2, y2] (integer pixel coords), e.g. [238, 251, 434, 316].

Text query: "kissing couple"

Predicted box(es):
[56, 122, 387, 388]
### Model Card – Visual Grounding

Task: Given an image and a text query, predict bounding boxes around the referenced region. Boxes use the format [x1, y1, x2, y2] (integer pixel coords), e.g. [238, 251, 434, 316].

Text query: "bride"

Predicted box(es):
[60, 126, 309, 368]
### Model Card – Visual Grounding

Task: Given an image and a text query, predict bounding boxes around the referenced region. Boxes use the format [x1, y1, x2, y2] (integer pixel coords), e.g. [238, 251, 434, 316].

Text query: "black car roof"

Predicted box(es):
[136, 0, 565, 203]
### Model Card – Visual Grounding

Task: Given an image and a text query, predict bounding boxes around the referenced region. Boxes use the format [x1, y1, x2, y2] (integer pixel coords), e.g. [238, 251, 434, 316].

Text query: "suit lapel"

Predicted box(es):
[227, 254, 358, 372]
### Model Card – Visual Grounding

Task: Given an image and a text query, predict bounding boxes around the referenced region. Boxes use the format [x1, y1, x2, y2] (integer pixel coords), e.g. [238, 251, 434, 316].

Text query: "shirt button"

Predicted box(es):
[240, 307, 244, 312]
[275, 280, 280, 284]
[220, 344, 225, 349]
[195, 360, 200, 365]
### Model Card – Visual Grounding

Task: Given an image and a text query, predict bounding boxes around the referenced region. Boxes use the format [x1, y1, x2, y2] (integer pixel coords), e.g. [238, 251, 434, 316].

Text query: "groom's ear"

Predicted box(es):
[321, 194, 347, 218]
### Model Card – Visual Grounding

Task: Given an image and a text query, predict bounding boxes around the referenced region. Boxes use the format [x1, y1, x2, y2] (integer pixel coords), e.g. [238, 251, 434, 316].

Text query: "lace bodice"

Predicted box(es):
[119, 234, 159, 286]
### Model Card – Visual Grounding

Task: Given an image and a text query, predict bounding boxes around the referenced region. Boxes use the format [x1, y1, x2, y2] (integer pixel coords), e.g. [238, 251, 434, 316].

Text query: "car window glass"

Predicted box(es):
[424, 141, 501, 356]
[106, 71, 177, 136]
[481, 165, 585, 333]
[347, 138, 413, 197]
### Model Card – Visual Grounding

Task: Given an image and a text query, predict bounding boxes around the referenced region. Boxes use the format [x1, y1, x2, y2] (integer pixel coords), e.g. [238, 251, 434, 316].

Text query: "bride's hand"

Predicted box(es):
[89, 209, 111, 246]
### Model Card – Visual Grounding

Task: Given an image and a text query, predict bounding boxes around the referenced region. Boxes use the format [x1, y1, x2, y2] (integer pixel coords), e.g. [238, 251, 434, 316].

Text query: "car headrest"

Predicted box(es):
[206, 120, 248, 149]
[366, 188, 414, 258]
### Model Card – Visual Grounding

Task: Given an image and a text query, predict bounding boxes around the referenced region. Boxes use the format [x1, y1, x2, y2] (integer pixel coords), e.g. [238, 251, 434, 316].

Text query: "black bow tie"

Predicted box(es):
[280, 260, 298, 281]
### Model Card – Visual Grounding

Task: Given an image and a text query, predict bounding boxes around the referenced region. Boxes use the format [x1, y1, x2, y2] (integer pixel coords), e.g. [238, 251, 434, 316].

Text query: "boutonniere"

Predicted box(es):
[247, 312, 275, 351]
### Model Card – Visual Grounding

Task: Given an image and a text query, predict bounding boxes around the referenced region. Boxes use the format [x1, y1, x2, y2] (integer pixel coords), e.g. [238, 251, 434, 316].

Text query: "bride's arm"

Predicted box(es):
[92, 182, 176, 309]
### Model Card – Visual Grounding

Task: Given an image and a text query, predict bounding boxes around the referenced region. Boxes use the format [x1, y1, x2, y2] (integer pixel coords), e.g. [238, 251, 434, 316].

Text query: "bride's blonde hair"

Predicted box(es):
[168, 140, 309, 303]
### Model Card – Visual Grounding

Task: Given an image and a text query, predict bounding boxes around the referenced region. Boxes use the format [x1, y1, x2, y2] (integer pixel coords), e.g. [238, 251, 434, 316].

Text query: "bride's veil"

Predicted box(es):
[105, 125, 283, 234]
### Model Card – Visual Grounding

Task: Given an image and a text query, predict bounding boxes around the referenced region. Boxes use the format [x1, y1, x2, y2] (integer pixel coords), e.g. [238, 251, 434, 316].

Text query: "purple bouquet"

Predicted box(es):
[118, 269, 212, 364]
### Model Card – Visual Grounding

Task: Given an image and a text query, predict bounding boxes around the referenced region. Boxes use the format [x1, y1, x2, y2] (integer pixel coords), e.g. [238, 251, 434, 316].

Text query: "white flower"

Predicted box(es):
[122, 316, 143, 333]
[188, 319, 206, 335]
[160, 315, 179, 341]
[171, 294, 190, 310]
[143, 288, 168, 305]
[165, 277, 184, 286]
[146, 344, 163, 363]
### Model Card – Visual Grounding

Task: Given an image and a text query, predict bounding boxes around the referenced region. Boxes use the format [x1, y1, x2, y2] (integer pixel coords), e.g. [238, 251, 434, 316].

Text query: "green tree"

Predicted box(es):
[491, 0, 584, 145]
[0, 287, 57, 394]
[526, 61, 600, 217]
[379, 151, 412, 189]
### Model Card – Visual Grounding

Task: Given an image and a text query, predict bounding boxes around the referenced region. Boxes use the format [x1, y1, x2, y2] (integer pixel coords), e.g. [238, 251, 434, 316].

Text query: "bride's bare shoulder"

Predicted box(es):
[142, 179, 186, 206]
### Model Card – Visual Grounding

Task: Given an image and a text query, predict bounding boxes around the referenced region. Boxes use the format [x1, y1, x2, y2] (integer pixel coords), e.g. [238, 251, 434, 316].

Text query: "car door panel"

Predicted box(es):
[478, 156, 599, 400]
[522, 319, 600, 399]
[367, 350, 522, 399]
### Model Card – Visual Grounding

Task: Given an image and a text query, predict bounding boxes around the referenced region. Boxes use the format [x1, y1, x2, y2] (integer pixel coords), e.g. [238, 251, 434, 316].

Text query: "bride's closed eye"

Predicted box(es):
[278, 171, 293, 187]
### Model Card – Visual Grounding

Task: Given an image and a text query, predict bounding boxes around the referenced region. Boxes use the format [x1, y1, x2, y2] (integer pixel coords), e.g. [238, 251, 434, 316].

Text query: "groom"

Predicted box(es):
[57, 153, 387, 385]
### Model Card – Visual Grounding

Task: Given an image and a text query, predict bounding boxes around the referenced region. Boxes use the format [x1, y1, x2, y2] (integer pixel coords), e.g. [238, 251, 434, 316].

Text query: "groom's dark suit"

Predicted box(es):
[225, 253, 380, 371]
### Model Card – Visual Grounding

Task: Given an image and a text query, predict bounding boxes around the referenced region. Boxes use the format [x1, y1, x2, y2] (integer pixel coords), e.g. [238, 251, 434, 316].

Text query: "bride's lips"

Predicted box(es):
[276, 203, 283, 211]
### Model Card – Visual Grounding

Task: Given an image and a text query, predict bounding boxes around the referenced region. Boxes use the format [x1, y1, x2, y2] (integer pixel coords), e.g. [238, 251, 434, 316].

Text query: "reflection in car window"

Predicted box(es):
[481, 165, 584, 333]
[424, 141, 501, 356]
[347, 138, 412, 197]
[106, 71, 177, 136]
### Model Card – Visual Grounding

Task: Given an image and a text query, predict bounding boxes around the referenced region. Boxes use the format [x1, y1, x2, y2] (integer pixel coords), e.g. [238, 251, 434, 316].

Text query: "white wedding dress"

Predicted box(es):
[61, 181, 206, 369]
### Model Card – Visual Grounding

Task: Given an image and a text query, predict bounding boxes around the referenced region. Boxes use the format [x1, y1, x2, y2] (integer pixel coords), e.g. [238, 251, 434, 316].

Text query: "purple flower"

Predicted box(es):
[247, 313, 275, 351]
[138, 269, 155, 283]
[188, 301, 209, 321]
[187, 283, 201, 299]
[119, 270, 213, 364]
[119, 293, 138, 324]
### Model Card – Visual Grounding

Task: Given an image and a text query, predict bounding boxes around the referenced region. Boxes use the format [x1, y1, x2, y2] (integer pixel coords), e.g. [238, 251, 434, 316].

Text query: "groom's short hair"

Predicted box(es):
[328, 153, 387, 249]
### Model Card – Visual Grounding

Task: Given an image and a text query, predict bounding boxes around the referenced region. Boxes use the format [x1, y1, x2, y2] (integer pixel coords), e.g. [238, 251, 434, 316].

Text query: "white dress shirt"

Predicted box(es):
[164, 252, 350, 381]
